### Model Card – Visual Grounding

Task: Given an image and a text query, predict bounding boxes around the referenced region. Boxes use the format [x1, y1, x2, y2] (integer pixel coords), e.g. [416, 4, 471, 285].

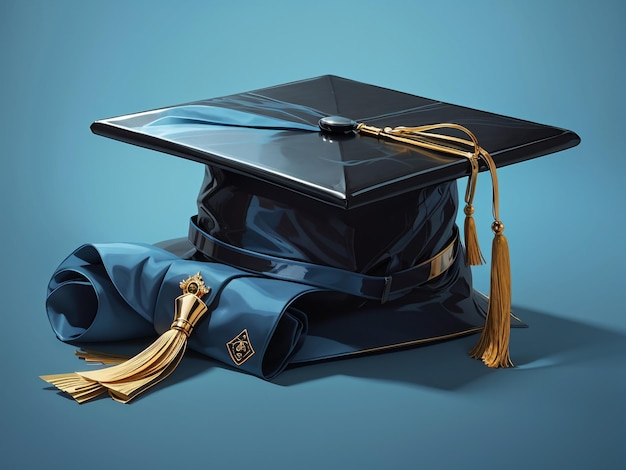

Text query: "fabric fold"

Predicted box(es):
[46, 243, 315, 380]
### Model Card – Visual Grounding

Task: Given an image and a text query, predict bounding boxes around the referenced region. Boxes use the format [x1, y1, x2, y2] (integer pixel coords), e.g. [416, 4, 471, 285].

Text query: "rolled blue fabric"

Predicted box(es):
[46, 243, 315, 379]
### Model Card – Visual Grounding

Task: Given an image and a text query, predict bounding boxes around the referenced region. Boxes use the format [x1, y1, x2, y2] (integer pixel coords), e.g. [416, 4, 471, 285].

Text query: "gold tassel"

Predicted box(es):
[41, 273, 210, 403]
[355, 122, 513, 367]
[468, 147, 513, 368]
[469, 221, 513, 367]
[463, 204, 485, 266]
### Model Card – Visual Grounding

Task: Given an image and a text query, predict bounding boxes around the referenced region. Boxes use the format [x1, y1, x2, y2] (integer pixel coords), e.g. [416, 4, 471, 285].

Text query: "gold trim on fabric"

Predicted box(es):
[424, 236, 457, 280]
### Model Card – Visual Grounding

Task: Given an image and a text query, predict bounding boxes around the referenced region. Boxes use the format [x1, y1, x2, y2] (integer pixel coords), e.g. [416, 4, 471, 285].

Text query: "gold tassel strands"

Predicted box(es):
[468, 149, 513, 368]
[469, 220, 512, 367]
[40, 273, 211, 403]
[356, 122, 513, 368]
[75, 349, 128, 365]
[464, 204, 485, 266]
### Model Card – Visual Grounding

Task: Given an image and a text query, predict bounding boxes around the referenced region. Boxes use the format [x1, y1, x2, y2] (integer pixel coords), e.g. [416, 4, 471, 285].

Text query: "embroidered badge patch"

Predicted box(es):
[226, 329, 255, 366]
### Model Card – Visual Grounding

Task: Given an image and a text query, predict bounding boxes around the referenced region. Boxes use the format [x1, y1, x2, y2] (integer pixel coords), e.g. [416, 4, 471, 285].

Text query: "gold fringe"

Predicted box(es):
[469, 223, 513, 368]
[41, 274, 210, 403]
[39, 373, 108, 403]
[75, 349, 129, 365]
[463, 205, 485, 266]
[41, 328, 189, 403]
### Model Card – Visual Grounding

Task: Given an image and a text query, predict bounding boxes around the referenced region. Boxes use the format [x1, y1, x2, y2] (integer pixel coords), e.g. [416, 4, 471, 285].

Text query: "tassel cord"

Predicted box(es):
[356, 122, 513, 368]
[367, 122, 486, 267]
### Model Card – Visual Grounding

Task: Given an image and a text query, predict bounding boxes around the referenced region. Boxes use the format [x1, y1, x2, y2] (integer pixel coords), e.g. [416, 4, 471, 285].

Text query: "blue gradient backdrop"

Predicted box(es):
[2, 1, 625, 468]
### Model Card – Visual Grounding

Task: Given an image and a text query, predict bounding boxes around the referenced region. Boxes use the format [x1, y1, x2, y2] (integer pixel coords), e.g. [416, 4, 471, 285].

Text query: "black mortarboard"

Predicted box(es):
[42, 75, 580, 403]
[91, 75, 578, 209]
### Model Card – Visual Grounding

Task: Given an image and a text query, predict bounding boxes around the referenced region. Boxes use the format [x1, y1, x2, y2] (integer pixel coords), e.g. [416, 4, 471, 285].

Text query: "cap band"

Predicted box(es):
[189, 216, 457, 303]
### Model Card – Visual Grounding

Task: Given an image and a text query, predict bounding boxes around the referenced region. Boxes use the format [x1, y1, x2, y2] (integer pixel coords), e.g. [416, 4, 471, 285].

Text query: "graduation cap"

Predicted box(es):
[41, 75, 580, 402]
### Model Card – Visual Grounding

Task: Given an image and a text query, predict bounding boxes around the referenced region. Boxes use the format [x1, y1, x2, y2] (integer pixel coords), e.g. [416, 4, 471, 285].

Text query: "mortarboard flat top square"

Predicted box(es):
[91, 75, 580, 209]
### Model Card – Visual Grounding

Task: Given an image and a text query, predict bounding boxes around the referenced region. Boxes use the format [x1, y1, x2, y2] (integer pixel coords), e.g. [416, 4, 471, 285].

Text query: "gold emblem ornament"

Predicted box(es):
[180, 272, 210, 297]
[226, 329, 255, 366]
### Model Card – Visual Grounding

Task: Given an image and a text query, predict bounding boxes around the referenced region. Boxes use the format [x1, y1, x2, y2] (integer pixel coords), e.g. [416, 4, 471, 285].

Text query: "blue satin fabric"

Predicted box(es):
[47, 243, 315, 379]
[142, 104, 320, 136]
[135, 93, 327, 140]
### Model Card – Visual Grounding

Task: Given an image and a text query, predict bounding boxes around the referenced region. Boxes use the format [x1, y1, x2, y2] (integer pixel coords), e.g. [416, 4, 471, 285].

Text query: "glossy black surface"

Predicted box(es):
[319, 115, 358, 133]
[91, 75, 580, 209]
[196, 166, 457, 274]
[158, 235, 526, 366]
[86, 74, 558, 364]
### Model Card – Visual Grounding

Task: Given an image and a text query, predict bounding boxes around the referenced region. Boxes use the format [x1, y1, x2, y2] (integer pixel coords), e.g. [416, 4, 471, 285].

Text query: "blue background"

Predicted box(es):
[2, 1, 625, 468]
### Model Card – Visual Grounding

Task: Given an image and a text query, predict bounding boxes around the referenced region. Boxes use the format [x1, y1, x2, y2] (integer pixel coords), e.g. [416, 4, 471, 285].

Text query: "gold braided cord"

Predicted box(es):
[476, 147, 501, 222]
[357, 123, 480, 159]
[360, 122, 492, 265]
[387, 124, 502, 222]
[361, 123, 489, 208]
[359, 123, 506, 238]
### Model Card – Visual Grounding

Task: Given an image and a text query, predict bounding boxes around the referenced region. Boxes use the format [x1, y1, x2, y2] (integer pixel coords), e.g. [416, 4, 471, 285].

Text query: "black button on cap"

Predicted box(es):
[319, 116, 357, 134]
